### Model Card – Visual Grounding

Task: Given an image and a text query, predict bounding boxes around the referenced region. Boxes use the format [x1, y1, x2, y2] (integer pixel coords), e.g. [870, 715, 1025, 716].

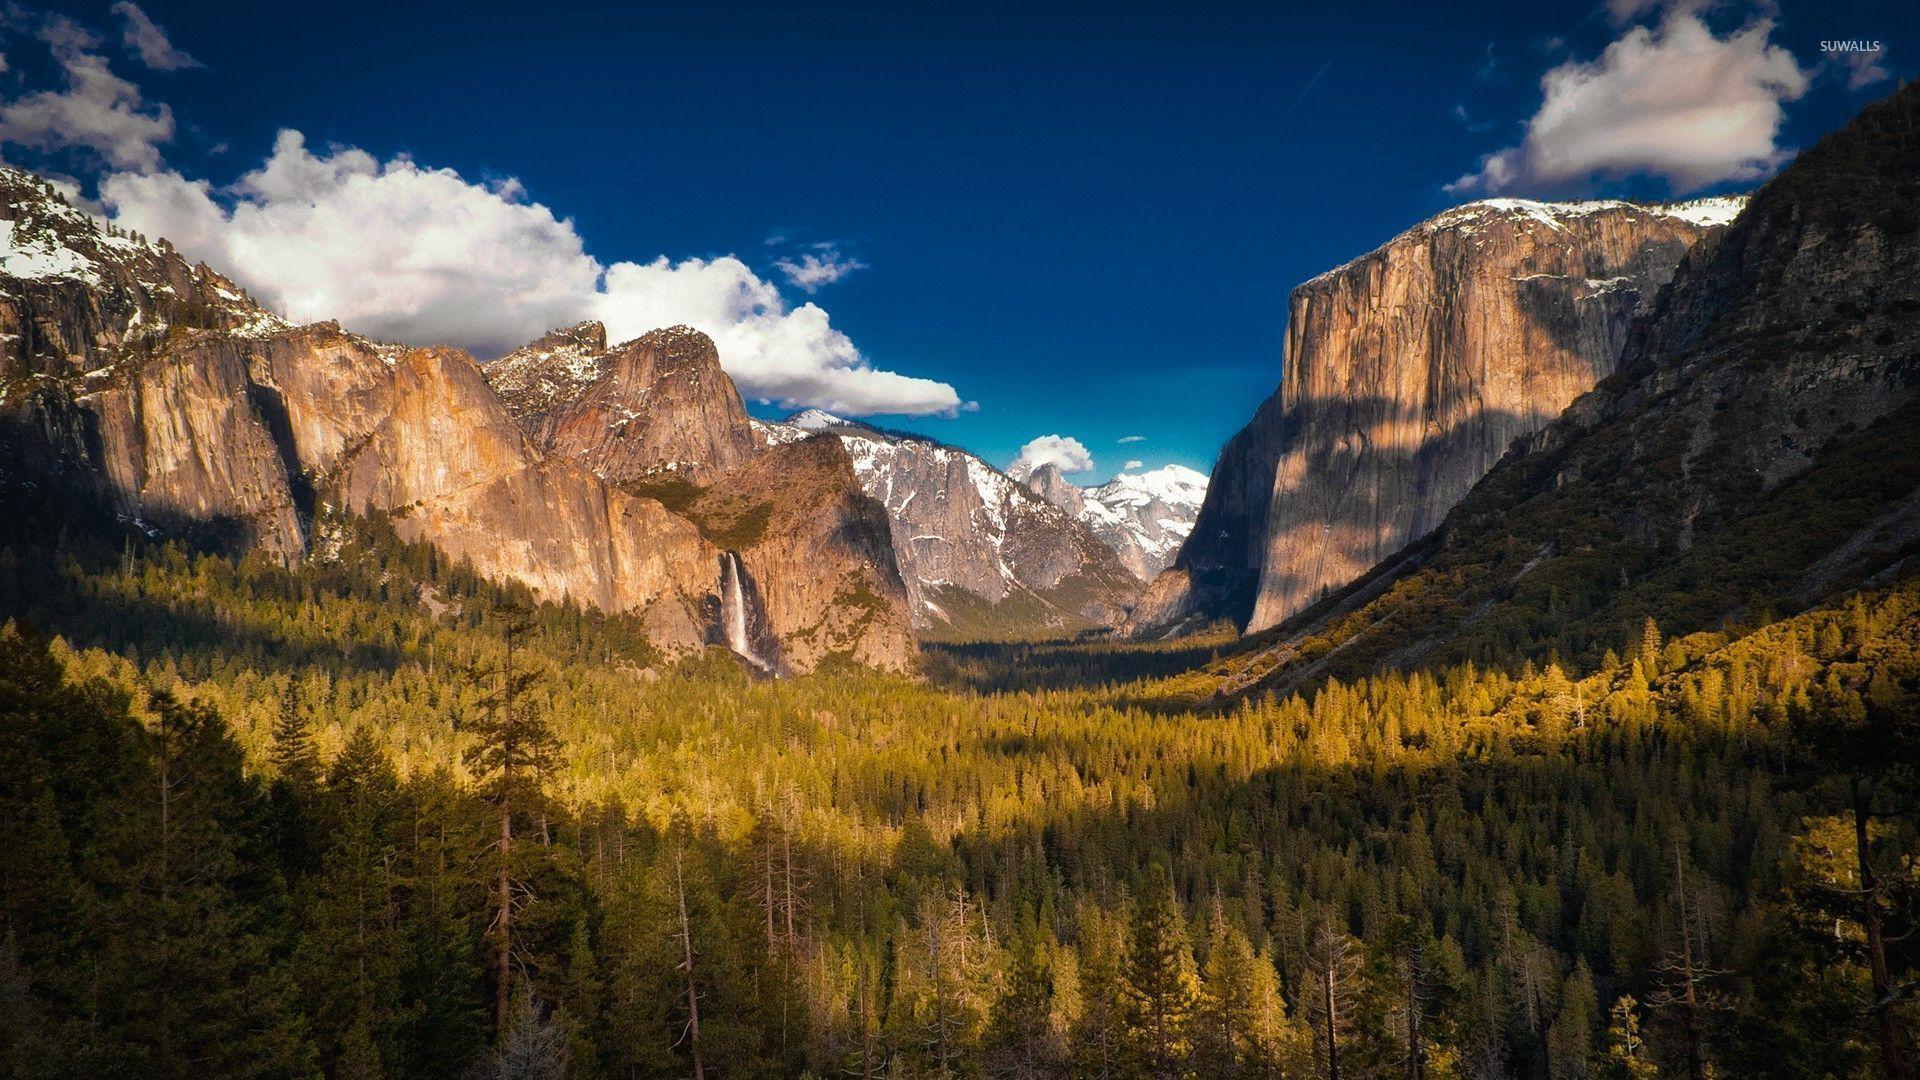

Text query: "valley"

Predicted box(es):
[0, 25, 1915, 1080]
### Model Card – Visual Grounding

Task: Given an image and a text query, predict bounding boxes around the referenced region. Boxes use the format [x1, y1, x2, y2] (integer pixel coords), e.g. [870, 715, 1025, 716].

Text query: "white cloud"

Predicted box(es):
[101, 130, 964, 416]
[0, 14, 173, 170]
[775, 244, 866, 293]
[1008, 435, 1094, 480]
[1447, 9, 1809, 195]
[1124, 459, 1145, 470]
[103, 131, 604, 356]
[595, 254, 959, 415]
[111, 2, 198, 71]
[1117, 434, 1145, 444]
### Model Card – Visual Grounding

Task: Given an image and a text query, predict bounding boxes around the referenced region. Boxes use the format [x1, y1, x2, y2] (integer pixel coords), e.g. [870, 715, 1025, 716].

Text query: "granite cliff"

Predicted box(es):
[485, 323, 913, 667]
[1129, 194, 1742, 637]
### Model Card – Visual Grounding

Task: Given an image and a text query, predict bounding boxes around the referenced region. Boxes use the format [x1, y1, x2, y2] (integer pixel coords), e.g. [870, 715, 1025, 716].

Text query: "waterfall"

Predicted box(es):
[720, 551, 771, 673]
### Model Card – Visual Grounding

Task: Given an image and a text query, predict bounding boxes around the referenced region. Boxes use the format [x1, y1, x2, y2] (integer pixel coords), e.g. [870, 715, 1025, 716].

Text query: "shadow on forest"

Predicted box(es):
[0, 485, 419, 678]
[936, 718, 1798, 1007]
[921, 635, 1233, 699]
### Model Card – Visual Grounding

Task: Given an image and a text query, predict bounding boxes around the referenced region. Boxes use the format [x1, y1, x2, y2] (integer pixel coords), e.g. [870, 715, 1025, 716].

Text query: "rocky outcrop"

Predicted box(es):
[1022, 464, 1086, 518]
[484, 325, 917, 669]
[758, 412, 1140, 636]
[485, 320, 608, 431]
[301, 338, 718, 642]
[1131, 195, 1741, 637]
[532, 325, 759, 485]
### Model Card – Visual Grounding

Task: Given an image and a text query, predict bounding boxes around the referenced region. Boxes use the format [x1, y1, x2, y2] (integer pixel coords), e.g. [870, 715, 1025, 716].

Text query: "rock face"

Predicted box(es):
[1130, 195, 1742, 637]
[485, 320, 608, 431]
[486, 326, 914, 668]
[1021, 464, 1086, 518]
[1228, 81, 1920, 693]
[688, 435, 915, 670]
[0, 170, 913, 672]
[532, 325, 759, 485]
[756, 412, 1140, 636]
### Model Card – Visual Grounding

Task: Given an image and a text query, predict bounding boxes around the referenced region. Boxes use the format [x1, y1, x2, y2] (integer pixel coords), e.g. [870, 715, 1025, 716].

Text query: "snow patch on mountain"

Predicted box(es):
[757, 411, 1138, 630]
[1057, 465, 1209, 580]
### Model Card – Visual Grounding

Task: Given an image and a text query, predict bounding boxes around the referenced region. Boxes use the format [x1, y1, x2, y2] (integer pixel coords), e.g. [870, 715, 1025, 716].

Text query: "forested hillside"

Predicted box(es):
[1, 504, 1915, 1078]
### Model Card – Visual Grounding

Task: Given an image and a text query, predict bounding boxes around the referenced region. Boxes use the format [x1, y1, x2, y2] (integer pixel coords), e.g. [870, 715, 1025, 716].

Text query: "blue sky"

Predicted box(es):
[4, 1, 1912, 483]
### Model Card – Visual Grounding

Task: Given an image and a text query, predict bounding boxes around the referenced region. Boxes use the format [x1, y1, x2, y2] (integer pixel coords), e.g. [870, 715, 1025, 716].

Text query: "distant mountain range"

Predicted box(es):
[1015, 459, 1209, 581]
[752, 411, 1205, 638]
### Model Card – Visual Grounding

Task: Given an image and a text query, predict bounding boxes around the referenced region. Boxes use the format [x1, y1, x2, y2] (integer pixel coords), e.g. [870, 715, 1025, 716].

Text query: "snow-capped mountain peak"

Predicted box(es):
[788, 408, 851, 431]
[1090, 464, 1209, 509]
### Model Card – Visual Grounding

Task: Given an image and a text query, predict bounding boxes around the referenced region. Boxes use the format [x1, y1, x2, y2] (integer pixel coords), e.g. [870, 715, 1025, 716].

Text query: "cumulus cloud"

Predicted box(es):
[0, 14, 173, 170]
[1124, 459, 1145, 470]
[775, 244, 866, 293]
[101, 131, 964, 415]
[595, 254, 959, 415]
[103, 131, 604, 356]
[111, 2, 198, 71]
[1447, 9, 1809, 195]
[1008, 435, 1094, 480]
[1117, 434, 1146, 444]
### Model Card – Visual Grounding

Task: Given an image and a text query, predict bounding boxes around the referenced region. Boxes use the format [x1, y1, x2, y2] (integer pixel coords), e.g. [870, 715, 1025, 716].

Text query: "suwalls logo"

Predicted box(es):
[1820, 40, 1884, 53]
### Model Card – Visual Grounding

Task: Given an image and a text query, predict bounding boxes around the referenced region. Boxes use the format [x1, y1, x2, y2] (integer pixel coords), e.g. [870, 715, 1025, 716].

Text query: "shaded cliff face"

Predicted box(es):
[1224, 82, 1920, 695]
[758, 413, 1139, 637]
[1130, 195, 1739, 638]
[533, 325, 759, 485]
[1122, 394, 1284, 635]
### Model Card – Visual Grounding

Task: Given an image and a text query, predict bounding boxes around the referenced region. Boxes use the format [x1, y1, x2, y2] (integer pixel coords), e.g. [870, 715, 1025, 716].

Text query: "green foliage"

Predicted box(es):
[2, 509, 1918, 1076]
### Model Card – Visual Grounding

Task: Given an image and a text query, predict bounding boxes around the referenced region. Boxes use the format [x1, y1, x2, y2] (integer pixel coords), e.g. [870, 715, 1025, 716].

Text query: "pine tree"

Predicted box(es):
[671, 841, 707, 1080]
[1302, 922, 1362, 1080]
[1072, 908, 1126, 1080]
[1194, 900, 1279, 1077]
[1122, 867, 1198, 1079]
[1602, 996, 1657, 1080]
[1548, 960, 1598, 1080]
[462, 611, 555, 1033]
[268, 682, 319, 790]
[1641, 618, 1663, 674]
[486, 981, 570, 1080]
[985, 925, 1057, 1079]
